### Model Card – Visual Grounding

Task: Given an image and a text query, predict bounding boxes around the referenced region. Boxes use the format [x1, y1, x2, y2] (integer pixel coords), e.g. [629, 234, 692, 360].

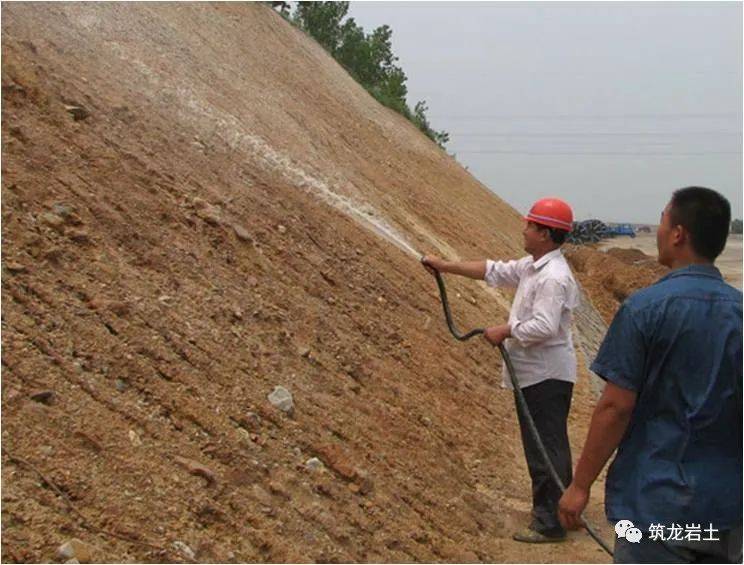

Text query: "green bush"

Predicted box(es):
[290, 2, 449, 148]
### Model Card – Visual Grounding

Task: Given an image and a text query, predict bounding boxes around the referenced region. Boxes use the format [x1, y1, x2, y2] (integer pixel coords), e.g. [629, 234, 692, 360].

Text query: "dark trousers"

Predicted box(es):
[514, 378, 574, 535]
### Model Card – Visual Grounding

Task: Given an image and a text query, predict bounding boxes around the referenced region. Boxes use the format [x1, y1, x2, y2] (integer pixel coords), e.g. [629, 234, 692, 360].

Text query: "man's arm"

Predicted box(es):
[421, 255, 486, 280]
[558, 382, 637, 530]
[422, 255, 527, 287]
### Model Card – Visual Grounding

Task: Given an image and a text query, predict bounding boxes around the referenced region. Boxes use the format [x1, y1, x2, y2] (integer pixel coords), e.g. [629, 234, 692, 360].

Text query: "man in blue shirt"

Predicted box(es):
[558, 186, 742, 563]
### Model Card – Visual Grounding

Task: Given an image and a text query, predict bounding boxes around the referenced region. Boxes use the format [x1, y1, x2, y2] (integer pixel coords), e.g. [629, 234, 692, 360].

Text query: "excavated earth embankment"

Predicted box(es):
[0, 4, 650, 562]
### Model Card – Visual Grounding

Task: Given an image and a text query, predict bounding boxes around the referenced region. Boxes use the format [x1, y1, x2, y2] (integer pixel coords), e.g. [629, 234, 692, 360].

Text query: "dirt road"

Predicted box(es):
[599, 233, 742, 289]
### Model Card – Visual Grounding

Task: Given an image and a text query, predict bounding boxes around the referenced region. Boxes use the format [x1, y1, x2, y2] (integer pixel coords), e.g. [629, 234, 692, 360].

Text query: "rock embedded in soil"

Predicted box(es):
[30, 390, 55, 405]
[268, 386, 294, 414]
[305, 457, 324, 471]
[56, 539, 94, 563]
[64, 105, 90, 121]
[172, 541, 195, 561]
[174, 456, 217, 486]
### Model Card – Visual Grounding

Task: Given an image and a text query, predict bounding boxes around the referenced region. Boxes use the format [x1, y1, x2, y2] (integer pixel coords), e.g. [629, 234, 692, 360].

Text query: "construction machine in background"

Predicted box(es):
[567, 220, 635, 244]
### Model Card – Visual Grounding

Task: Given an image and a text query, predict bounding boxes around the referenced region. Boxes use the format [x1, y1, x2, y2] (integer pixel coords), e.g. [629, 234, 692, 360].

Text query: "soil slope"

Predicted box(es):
[2, 4, 614, 562]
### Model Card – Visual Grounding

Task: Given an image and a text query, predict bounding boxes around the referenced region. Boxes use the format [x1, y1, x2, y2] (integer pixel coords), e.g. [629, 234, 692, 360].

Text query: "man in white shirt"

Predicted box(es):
[422, 197, 579, 543]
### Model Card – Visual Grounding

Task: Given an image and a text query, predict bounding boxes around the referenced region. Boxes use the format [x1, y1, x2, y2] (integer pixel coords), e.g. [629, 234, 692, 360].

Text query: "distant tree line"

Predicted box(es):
[732, 219, 742, 235]
[274, 2, 449, 148]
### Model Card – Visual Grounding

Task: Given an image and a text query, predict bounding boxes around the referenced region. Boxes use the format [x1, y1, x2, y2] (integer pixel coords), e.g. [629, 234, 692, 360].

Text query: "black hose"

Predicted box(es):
[428, 266, 614, 556]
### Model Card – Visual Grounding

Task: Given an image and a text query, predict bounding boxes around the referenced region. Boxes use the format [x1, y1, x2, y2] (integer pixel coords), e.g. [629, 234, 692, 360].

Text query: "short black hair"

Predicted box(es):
[547, 227, 568, 245]
[668, 186, 731, 261]
[533, 222, 568, 245]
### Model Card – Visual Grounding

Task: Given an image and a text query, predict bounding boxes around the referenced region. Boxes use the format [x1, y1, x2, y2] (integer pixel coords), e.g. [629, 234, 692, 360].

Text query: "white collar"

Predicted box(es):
[532, 248, 563, 270]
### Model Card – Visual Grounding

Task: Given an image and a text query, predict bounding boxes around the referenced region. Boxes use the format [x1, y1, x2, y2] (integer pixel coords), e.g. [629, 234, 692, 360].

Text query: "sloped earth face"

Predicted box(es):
[3, 4, 613, 563]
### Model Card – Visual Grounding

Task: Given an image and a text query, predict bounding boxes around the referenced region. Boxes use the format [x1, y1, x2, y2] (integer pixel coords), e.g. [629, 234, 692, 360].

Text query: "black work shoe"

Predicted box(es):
[512, 527, 567, 543]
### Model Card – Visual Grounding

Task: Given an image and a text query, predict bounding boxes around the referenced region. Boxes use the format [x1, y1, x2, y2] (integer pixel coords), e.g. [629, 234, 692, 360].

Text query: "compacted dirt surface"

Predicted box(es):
[0, 4, 648, 563]
[598, 233, 742, 291]
[564, 244, 669, 325]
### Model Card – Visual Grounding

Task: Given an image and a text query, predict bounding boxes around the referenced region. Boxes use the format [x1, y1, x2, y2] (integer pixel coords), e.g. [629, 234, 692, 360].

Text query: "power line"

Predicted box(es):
[432, 112, 740, 120]
[450, 150, 741, 155]
[449, 131, 742, 138]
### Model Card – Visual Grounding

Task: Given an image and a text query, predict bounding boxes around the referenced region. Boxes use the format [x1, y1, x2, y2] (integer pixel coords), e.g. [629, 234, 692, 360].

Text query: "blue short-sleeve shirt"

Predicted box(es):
[591, 264, 742, 530]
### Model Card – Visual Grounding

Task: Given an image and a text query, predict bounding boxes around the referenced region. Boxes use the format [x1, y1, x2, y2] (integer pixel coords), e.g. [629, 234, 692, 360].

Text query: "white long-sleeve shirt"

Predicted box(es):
[484, 248, 580, 389]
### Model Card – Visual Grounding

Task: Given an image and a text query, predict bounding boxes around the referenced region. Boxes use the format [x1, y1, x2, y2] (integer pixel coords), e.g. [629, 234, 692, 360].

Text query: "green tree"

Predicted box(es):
[293, 2, 350, 55]
[291, 2, 448, 148]
[731, 219, 743, 234]
[412, 101, 450, 147]
[335, 18, 370, 82]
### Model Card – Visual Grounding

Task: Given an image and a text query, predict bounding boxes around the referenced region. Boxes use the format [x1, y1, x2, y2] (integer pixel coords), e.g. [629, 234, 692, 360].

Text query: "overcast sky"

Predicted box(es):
[349, 2, 742, 224]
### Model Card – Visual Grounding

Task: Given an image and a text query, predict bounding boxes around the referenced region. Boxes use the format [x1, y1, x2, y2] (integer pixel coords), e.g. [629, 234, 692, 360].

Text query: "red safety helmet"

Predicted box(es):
[525, 197, 574, 231]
